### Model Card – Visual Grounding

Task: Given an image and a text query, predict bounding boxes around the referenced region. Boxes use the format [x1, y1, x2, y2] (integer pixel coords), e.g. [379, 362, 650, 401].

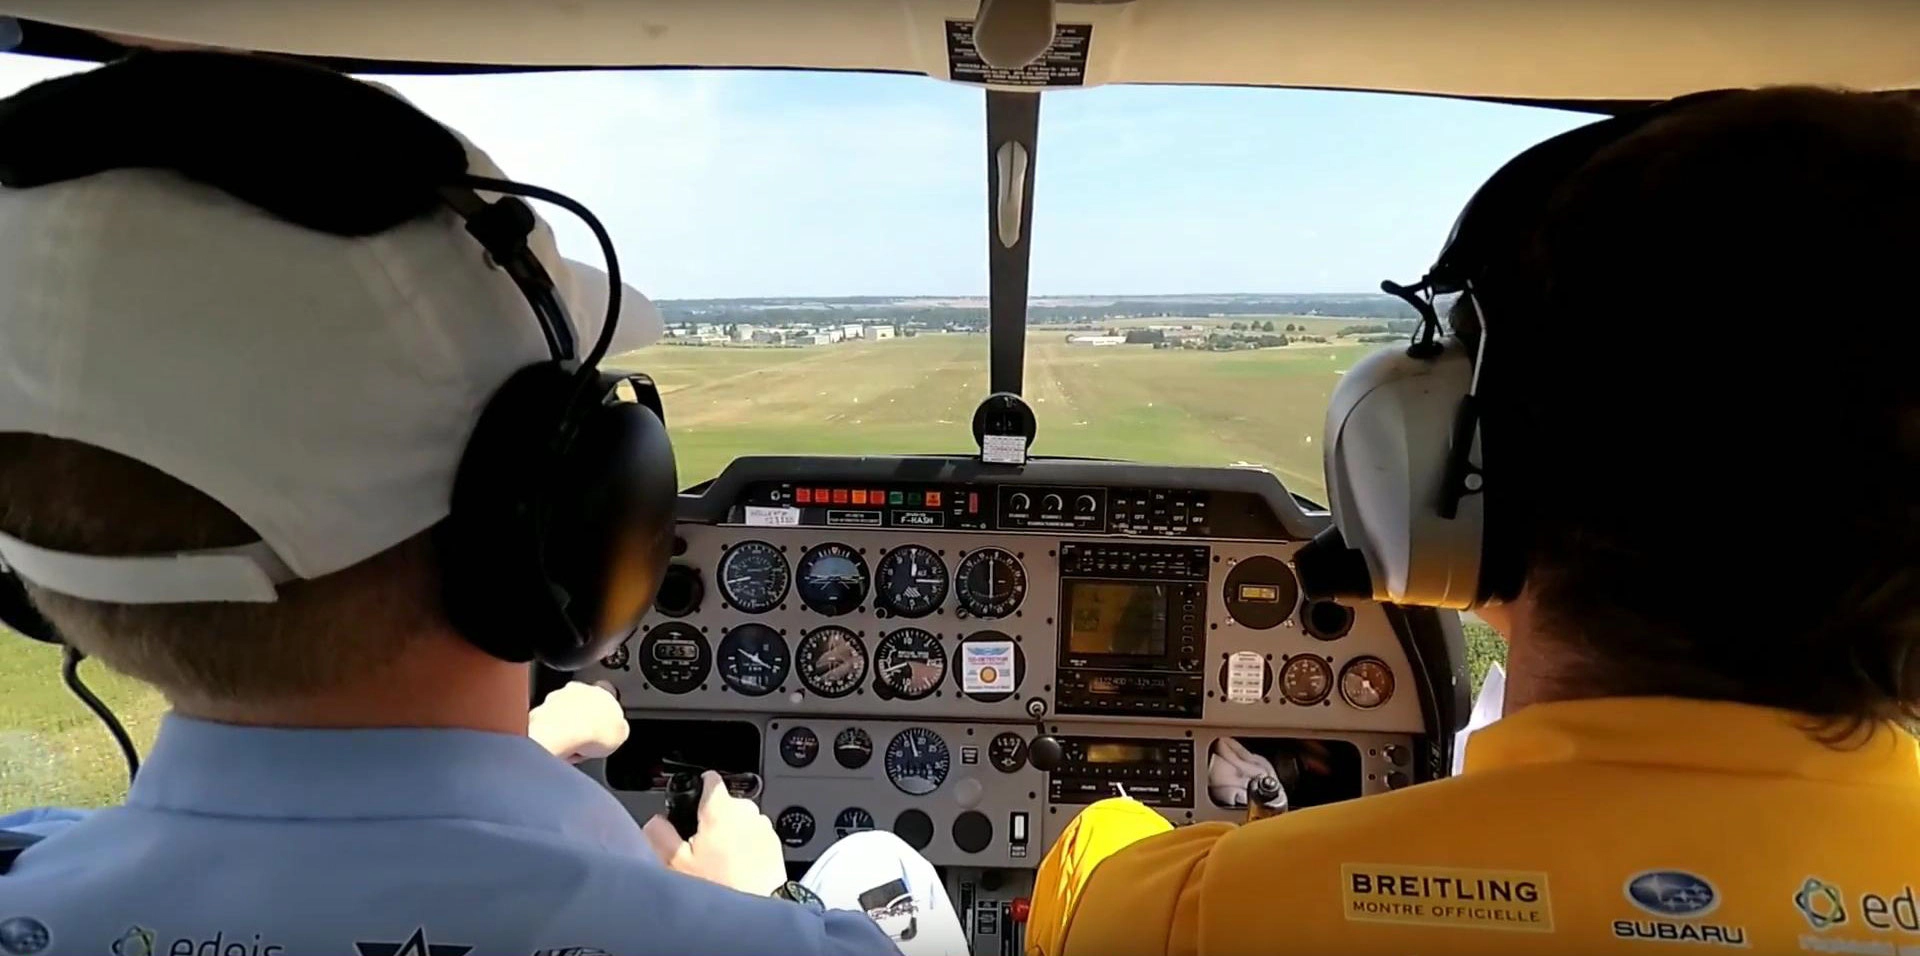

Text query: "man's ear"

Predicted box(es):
[1472, 600, 1516, 641]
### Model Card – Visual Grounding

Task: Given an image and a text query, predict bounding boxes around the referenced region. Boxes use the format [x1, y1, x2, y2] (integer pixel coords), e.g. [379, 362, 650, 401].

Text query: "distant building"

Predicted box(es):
[842, 324, 864, 339]
[751, 329, 783, 344]
[869, 326, 896, 340]
[1065, 333, 1127, 347]
[731, 324, 759, 342]
[827, 328, 845, 343]
[792, 333, 832, 346]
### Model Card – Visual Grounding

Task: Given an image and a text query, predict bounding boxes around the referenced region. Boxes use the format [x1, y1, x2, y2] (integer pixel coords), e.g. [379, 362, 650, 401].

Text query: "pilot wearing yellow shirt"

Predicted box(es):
[1031, 85, 1920, 956]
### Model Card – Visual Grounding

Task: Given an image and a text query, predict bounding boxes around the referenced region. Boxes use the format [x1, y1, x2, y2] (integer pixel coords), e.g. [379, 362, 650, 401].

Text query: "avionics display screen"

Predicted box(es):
[1065, 581, 1168, 657]
[1085, 743, 1163, 764]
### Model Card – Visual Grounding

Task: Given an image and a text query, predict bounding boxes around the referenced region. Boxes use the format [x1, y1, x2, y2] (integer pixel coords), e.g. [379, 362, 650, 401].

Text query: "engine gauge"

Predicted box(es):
[954, 548, 1026, 618]
[796, 626, 868, 698]
[1340, 657, 1396, 710]
[716, 624, 789, 697]
[834, 726, 874, 769]
[834, 807, 875, 839]
[717, 540, 789, 614]
[773, 806, 816, 848]
[988, 732, 1028, 773]
[875, 545, 948, 617]
[637, 623, 711, 694]
[1280, 655, 1333, 706]
[796, 543, 870, 616]
[779, 726, 820, 768]
[885, 727, 951, 796]
[872, 628, 947, 701]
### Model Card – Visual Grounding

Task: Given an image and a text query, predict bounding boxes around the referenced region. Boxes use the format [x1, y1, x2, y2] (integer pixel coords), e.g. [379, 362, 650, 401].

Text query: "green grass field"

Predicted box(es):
[620, 328, 1369, 499]
[1, 638, 164, 810]
[2, 328, 1512, 812]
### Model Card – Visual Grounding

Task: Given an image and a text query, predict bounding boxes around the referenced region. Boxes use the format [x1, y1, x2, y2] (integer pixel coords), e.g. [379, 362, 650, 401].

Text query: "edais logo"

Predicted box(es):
[1797, 878, 1848, 931]
[1613, 870, 1748, 947]
[111, 926, 155, 956]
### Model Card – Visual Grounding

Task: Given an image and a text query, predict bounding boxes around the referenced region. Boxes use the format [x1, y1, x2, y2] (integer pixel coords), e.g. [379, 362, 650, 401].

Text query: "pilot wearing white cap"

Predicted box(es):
[0, 51, 962, 956]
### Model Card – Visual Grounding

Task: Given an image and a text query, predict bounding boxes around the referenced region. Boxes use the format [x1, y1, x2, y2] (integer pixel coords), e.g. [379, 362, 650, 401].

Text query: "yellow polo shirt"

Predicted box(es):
[1033, 697, 1920, 956]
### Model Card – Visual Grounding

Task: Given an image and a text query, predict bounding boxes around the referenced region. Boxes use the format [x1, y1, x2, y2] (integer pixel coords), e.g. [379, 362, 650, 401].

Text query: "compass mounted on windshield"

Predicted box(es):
[972, 392, 1037, 465]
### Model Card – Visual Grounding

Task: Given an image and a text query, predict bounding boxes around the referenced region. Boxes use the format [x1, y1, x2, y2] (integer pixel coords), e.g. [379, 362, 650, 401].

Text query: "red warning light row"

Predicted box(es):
[793, 487, 951, 508]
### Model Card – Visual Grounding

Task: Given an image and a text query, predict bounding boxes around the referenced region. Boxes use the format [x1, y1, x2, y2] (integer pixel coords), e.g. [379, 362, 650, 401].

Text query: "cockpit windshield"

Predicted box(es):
[390, 67, 1590, 504]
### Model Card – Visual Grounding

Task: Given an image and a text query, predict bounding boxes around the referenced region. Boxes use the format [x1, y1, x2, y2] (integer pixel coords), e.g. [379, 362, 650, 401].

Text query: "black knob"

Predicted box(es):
[1383, 745, 1409, 767]
[952, 811, 993, 854]
[654, 565, 703, 617]
[1247, 775, 1282, 805]
[1028, 735, 1064, 773]
[1386, 771, 1411, 790]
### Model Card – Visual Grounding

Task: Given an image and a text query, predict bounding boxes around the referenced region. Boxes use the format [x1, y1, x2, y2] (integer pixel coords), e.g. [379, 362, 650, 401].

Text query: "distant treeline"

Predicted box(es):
[658, 294, 1419, 328]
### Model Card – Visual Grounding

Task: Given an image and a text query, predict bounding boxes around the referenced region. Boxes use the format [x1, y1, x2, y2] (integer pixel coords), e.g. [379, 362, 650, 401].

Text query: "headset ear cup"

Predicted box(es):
[439, 363, 677, 670]
[1319, 338, 1487, 609]
[533, 378, 677, 669]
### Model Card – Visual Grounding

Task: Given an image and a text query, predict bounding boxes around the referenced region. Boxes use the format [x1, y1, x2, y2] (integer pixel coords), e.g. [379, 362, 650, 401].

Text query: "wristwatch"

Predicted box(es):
[772, 880, 825, 912]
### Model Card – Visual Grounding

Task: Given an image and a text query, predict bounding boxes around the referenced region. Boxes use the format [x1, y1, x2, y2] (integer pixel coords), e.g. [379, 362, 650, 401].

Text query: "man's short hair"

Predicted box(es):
[1468, 87, 1919, 728]
[0, 433, 441, 706]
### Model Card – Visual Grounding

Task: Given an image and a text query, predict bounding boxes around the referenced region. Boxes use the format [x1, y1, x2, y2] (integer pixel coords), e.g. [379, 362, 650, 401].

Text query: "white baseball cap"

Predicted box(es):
[0, 110, 663, 604]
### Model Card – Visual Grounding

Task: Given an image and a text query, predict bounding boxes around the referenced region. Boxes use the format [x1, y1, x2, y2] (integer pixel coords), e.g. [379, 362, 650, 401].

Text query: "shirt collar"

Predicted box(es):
[128, 714, 651, 853]
[1464, 696, 1920, 788]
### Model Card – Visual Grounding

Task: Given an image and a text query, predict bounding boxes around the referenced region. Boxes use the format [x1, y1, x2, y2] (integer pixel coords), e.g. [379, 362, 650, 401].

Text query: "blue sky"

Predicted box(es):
[0, 53, 1590, 299]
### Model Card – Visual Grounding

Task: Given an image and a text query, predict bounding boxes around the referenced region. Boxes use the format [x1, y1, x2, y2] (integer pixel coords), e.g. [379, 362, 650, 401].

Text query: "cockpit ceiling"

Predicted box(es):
[6, 0, 1919, 102]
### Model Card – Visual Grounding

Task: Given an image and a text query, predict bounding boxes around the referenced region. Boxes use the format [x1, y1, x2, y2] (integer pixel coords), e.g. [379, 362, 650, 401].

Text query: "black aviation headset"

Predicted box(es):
[1294, 90, 1734, 610]
[0, 51, 679, 671]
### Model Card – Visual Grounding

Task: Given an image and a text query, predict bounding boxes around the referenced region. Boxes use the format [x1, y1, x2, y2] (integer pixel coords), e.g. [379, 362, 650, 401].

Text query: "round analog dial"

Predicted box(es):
[716, 624, 789, 697]
[834, 807, 876, 839]
[988, 732, 1028, 773]
[636, 623, 710, 694]
[872, 628, 948, 701]
[774, 806, 816, 848]
[884, 727, 951, 796]
[834, 726, 874, 769]
[717, 540, 789, 614]
[779, 726, 819, 768]
[1340, 657, 1396, 709]
[1280, 655, 1333, 706]
[875, 545, 949, 617]
[796, 626, 868, 698]
[954, 548, 1027, 618]
[795, 543, 870, 616]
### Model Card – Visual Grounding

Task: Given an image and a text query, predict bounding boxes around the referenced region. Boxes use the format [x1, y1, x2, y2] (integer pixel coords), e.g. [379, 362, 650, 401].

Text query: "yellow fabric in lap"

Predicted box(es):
[1025, 796, 1173, 956]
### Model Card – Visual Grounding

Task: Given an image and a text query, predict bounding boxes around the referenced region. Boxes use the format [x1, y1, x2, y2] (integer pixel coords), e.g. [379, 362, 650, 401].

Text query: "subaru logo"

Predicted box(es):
[1627, 871, 1720, 918]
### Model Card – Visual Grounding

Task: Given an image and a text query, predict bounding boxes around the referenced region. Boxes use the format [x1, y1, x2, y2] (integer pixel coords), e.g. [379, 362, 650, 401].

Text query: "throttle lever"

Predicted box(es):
[1245, 774, 1287, 823]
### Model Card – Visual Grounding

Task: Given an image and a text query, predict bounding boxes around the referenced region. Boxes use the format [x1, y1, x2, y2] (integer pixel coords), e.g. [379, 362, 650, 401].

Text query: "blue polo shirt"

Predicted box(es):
[0, 715, 900, 955]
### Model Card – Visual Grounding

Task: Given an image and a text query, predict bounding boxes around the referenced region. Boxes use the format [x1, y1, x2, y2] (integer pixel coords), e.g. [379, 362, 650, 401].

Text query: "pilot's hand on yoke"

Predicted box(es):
[643, 771, 789, 896]
[528, 680, 630, 764]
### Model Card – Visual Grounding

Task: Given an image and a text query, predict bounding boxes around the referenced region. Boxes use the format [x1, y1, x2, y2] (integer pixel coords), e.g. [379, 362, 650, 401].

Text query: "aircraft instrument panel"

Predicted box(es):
[578, 455, 1467, 888]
